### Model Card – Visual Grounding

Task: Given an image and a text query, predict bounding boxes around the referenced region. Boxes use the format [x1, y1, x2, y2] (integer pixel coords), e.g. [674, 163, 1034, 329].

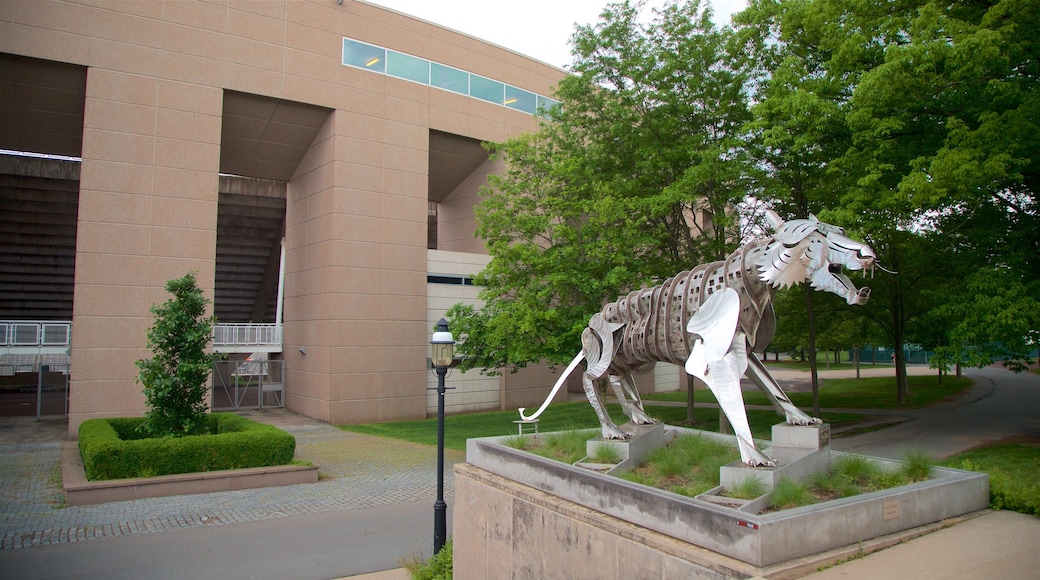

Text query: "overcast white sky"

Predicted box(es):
[363, 0, 749, 69]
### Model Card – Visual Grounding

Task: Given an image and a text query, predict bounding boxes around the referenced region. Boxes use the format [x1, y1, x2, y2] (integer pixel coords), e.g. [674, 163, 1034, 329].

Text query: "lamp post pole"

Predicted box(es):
[430, 318, 454, 557]
[434, 361, 447, 555]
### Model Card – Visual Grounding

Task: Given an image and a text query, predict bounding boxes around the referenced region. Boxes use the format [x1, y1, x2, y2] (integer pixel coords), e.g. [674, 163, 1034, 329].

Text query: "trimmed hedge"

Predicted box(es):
[78, 413, 296, 481]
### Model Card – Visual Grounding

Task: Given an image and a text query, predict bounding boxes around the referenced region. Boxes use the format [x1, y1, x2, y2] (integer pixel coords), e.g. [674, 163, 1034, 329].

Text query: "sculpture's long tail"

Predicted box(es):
[518, 352, 585, 421]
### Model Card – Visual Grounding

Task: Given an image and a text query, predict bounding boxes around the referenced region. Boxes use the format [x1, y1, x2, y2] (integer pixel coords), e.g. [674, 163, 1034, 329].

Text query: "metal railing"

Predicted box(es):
[211, 356, 284, 410]
[0, 321, 72, 347]
[212, 323, 282, 349]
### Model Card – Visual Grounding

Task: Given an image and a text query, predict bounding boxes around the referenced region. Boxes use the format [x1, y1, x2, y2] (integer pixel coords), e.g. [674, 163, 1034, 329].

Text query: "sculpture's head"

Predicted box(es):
[757, 211, 875, 305]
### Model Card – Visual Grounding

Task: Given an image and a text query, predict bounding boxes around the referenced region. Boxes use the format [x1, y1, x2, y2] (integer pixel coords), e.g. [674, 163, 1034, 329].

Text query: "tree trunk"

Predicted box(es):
[854, 345, 861, 379]
[685, 373, 696, 426]
[805, 285, 821, 416]
[891, 292, 909, 403]
[719, 409, 732, 434]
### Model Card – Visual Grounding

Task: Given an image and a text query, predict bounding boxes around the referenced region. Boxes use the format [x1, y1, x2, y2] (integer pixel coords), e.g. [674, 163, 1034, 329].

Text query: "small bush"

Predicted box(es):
[78, 413, 295, 481]
[942, 444, 1040, 516]
[404, 540, 452, 579]
[810, 469, 860, 499]
[136, 272, 217, 438]
[899, 449, 934, 483]
[831, 455, 881, 485]
[652, 453, 688, 480]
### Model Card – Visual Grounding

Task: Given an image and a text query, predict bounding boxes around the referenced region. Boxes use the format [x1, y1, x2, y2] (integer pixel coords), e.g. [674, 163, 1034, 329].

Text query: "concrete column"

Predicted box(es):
[69, 68, 221, 436]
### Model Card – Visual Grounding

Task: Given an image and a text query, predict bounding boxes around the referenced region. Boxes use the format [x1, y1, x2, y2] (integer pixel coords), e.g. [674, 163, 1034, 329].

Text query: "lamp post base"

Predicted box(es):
[434, 499, 447, 555]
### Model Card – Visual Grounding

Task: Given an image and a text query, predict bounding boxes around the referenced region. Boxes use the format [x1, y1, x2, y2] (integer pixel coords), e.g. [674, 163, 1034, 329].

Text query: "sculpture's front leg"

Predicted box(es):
[744, 352, 821, 425]
[701, 338, 775, 467]
[685, 289, 775, 467]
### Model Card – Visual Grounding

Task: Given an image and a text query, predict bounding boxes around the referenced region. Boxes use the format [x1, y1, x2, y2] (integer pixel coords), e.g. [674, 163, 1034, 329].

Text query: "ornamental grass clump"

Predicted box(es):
[618, 434, 740, 497]
[529, 429, 594, 464]
[136, 272, 217, 438]
[589, 444, 623, 464]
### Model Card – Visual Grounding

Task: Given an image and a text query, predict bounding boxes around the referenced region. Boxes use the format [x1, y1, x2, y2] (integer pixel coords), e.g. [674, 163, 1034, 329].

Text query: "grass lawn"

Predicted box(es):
[761, 361, 867, 372]
[339, 401, 864, 452]
[941, 443, 1040, 516]
[340, 401, 626, 451]
[644, 374, 971, 409]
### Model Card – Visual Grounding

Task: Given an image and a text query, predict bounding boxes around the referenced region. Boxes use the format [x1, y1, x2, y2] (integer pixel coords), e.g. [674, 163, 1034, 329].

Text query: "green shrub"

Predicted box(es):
[404, 540, 452, 579]
[810, 469, 860, 499]
[942, 444, 1040, 516]
[589, 444, 622, 464]
[136, 272, 217, 438]
[898, 449, 934, 483]
[78, 413, 295, 481]
[830, 455, 881, 486]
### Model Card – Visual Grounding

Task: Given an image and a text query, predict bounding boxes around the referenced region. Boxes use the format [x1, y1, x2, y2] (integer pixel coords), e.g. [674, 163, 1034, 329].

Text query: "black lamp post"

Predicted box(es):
[430, 317, 454, 556]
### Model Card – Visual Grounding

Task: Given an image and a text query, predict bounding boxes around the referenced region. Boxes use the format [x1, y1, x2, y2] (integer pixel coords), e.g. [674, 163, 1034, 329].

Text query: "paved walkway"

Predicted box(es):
[0, 410, 464, 551]
[0, 365, 1036, 578]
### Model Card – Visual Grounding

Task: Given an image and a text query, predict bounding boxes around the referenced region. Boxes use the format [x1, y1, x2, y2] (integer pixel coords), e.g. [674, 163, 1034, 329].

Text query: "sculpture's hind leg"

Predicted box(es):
[607, 374, 655, 425]
[579, 316, 630, 439]
[585, 371, 630, 439]
[744, 351, 820, 425]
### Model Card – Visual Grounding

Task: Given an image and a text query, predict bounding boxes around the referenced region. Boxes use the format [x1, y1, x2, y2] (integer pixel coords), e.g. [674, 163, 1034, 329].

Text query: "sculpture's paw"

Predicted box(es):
[785, 409, 821, 426]
[630, 408, 657, 425]
[745, 457, 778, 468]
[602, 425, 632, 440]
[738, 441, 777, 468]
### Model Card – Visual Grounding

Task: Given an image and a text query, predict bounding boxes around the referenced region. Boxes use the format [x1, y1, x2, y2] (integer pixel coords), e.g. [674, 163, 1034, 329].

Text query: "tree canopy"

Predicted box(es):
[738, 0, 1039, 382]
[449, 0, 1038, 385]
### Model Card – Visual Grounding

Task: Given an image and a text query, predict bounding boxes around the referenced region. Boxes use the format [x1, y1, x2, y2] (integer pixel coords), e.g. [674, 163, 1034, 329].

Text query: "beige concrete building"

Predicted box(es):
[1, 0, 682, 437]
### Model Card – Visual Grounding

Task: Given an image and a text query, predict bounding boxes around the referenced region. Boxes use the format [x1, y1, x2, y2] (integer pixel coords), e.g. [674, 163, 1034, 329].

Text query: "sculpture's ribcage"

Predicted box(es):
[600, 249, 750, 373]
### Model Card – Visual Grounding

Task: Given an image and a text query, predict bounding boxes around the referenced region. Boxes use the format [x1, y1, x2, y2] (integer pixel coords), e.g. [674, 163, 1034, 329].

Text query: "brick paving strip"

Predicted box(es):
[0, 415, 464, 550]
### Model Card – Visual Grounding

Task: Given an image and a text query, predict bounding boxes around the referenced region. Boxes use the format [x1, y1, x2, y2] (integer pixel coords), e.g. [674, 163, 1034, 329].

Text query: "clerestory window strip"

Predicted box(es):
[342, 37, 560, 117]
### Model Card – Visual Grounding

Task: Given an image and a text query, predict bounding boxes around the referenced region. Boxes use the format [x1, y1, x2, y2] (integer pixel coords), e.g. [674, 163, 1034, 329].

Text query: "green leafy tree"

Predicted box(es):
[736, 0, 874, 405]
[737, 0, 1039, 400]
[449, 0, 756, 376]
[136, 272, 217, 437]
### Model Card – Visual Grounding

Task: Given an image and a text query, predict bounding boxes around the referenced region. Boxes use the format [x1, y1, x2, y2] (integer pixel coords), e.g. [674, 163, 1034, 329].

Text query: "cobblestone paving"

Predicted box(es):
[0, 416, 464, 550]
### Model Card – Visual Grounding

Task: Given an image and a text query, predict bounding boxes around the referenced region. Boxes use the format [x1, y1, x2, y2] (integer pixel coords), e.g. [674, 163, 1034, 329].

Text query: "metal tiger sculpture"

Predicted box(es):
[519, 211, 877, 466]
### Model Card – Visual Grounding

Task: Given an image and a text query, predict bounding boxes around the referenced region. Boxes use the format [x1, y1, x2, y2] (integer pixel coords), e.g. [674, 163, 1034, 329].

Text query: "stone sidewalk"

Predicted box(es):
[0, 410, 464, 551]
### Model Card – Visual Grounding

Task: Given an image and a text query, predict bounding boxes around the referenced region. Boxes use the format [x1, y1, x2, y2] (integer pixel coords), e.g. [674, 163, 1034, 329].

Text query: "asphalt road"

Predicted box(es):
[0, 499, 451, 579]
[832, 366, 1040, 460]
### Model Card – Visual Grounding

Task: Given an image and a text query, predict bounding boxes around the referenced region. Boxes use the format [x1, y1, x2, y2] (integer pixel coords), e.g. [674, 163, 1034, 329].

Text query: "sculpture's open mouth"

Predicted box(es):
[823, 259, 873, 305]
[836, 269, 871, 304]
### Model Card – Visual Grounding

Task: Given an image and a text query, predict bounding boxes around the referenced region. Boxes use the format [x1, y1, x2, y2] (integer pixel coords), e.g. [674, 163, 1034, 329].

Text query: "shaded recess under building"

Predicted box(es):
[0, 53, 85, 417]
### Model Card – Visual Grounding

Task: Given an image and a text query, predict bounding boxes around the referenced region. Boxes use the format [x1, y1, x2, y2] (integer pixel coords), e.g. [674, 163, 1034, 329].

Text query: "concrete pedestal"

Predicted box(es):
[585, 422, 667, 471]
[459, 425, 989, 572]
[720, 423, 831, 492]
